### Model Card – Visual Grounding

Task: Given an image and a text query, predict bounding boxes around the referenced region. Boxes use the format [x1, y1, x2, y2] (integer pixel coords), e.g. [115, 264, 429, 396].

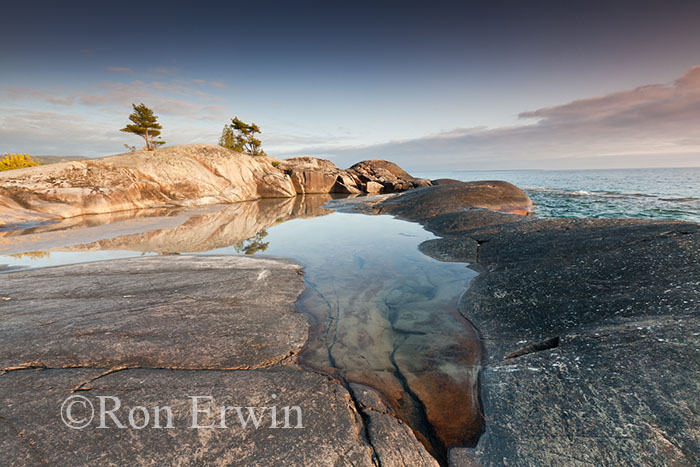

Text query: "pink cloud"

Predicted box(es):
[298, 66, 700, 169]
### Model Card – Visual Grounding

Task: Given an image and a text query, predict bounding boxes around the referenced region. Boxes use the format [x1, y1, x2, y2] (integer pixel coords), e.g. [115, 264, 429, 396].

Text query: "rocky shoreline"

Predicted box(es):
[366, 182, 700, 465]
[1, 256, 438, 466]
[0, 145, 431, 227]
[2, 157, 698, 465]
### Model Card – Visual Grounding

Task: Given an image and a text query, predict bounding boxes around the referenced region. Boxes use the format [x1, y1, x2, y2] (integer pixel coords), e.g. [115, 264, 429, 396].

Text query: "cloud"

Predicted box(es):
[5, 65, 700, 167]
[1, 88, 75, 105]
[0, 79, 228, 121]
[0, 74, 231, 155]
[0, 109, 121, 155]
[291, 66, 700, 170]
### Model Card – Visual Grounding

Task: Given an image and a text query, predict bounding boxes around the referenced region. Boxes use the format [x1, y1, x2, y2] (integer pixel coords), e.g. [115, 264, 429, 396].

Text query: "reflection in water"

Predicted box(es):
[234, 229, 269, 255]
[63, 196, 333, 254]
[0, 207, 183, 238]
[8, 251, 51, 260]
[1, 197, 483, 459]
[1, 196, 333, 262]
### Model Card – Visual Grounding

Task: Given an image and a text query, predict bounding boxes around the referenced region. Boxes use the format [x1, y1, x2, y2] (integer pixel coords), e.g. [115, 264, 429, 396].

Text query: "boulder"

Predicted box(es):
[332, 173, 362, 194]
[365, 181, 383, 194]
[276, 156, 340, 173]
[348, 159, 413, 181]
[347, 159, 432, 193]
[377, 180, 534, 220]
[287, 168, 339, 194]
[257, 172, 297, 198]
[279, 156, 361, 194]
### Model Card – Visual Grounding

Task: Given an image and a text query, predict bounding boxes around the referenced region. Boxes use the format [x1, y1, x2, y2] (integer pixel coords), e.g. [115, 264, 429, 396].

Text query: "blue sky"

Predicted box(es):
[2, 0, 700, 170]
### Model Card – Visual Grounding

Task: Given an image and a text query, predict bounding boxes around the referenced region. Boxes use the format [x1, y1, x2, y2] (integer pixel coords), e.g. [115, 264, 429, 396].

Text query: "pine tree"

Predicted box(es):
[218, 124, 240, 151]
[220, 117, 266, 157]
[120, 103, 165, 151]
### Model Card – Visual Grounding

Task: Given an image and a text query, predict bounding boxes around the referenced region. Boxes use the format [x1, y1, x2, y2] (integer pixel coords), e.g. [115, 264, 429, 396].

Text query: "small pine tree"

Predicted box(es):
[120, 103, 165, 151]
[0, 153, 39, 171]
[219, 124, 240, 151]
[220, 117, 266, 156]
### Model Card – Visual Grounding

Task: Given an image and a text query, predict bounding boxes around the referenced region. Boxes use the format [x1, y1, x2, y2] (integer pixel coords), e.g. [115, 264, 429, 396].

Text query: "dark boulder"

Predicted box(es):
[377, 180, 534, 221]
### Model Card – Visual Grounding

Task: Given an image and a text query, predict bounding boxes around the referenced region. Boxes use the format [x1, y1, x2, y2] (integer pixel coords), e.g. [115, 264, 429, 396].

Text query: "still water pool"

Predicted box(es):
[1, 197, 482, 457]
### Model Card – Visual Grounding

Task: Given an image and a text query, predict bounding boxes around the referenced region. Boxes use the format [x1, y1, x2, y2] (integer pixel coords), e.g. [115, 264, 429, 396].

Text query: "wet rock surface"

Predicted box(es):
[375, 186, 700, 465]
[0, 255, 436, 465]
[350, 383, 440, 467]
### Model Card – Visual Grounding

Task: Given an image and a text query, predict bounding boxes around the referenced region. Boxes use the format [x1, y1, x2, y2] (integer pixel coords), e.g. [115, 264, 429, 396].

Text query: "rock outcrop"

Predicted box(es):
[365, 185, 700, 466]
[0, 146, 428, 227]
[0, 145, 286, 224]
[377, 180, 534, 218]
[277, 156, 344, 194]
[0, 255, 438, 465]
[348, 159, 432, 193]
[277, 156, 432, 195]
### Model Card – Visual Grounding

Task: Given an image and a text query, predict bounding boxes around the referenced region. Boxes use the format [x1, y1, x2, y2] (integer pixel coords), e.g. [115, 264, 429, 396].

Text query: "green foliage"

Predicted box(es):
[234, 230, 269, 255]
[271, 160, 280, 167]
[0, 153, 39, 171]
[220, 117, 266, 157]
[120, 103, 165, 151]
[219, 125, 240, 151]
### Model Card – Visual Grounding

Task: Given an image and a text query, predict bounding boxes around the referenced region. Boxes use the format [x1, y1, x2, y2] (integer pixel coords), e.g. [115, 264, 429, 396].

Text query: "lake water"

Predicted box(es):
[418, 167, 700, 223]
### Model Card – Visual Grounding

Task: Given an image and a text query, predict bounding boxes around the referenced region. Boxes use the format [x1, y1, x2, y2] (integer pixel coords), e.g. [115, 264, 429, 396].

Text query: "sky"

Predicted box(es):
[2, 0, 700, 171]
